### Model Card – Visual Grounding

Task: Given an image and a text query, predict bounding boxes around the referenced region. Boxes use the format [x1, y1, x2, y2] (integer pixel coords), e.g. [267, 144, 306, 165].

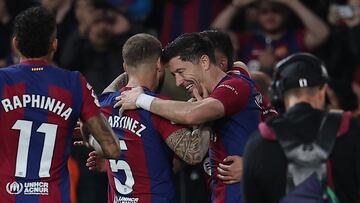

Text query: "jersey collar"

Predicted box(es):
[20, 59, 49, 65]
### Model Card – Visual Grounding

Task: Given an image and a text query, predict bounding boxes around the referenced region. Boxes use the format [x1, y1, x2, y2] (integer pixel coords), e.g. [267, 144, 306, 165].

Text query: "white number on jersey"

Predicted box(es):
[12, 120, 58, 178]
[109, 140, 135, 195]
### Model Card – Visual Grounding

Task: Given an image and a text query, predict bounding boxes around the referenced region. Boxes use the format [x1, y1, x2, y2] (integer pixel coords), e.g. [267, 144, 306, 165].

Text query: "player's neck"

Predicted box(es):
[19, 56, 51, 64]
[126, 74, 157, 92]
[206, 65, 227, 93]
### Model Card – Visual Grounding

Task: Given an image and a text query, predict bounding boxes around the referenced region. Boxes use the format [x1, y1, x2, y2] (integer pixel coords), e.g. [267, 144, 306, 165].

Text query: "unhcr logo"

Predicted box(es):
[6, 181, 23, 195]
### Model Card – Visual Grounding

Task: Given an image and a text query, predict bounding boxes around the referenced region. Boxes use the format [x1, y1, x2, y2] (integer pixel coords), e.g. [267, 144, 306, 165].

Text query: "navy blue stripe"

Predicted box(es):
[199, 0, 211, 31]
[171, 4, 184, 42]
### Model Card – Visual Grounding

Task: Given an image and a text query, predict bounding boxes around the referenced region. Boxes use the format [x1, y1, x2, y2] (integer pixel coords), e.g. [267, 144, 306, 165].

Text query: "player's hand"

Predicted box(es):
[86, 151, 106, 172]
[217, 155, 243, 184]
[73, 121, 91, 148]
[114, 86, 144, 111]
[192, 83, 209, 101]
[258, 48, 276, 70]
[73, 121, 82, 139]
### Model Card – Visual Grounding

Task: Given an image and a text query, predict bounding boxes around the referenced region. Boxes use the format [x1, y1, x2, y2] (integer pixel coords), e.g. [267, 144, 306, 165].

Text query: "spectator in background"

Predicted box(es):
[0, 0, 11, 67]
[326, 0, 360, 80]
[41, 0, 77, 64]
[107, 0, 152, 22]
[60, 0, 130, 94]
[0, 0, 38, 67]
[212, 0, 329, 75]
[160, 0, 226, 45]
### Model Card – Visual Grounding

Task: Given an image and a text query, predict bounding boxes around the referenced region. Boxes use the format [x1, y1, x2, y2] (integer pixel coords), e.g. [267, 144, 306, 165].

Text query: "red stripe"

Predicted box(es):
[295, 29, 307, 51]
[39, 86, 72, 203]
[259, 122, 277, 140]
[337, 111, 352, 137]
[0, 83, 26, 203]
[19, 59, 48, 65]
[123, 111, 151, 202]
[210, 134, 227, 202]
[326, 160, 336, 190]
[161, 3, 174, 45]
[183, 0, 200, 33]
[211, 0, 223, 20]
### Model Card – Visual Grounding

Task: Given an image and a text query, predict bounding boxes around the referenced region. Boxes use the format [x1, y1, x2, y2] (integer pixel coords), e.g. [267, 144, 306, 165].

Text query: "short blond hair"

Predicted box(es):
[122, 33, 162, 67]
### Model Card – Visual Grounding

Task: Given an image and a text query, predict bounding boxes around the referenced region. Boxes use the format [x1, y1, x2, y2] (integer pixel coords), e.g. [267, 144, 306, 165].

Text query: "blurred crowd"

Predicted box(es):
[1, 0, 360, 202]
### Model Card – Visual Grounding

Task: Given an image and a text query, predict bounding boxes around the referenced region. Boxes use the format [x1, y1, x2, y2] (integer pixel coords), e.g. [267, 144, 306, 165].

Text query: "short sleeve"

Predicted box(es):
[79, 74, 101, 121]
[153, 115, 186, 140]
[210, 78, 251, 116]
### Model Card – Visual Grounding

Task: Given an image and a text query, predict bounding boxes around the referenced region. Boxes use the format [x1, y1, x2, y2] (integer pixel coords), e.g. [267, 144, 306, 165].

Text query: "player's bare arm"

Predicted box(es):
[115, 87, 225, 125]
[83, 114, 121, 159]
[165, 126, 211, 165]
[102, 72, 129, 94]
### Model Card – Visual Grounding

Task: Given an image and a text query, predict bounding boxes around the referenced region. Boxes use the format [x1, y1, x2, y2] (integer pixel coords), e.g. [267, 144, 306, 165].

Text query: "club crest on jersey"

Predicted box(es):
[6, 181, 23, 195]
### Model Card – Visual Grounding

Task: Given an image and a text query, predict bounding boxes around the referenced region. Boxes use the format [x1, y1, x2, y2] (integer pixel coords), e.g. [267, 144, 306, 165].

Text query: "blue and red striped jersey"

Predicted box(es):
[98, 88, 184, 203]
[209, 75, 261, 203]
[0, 60, 100, 203]
[161, 0, 225, 45]
[237, 30, 306, 71]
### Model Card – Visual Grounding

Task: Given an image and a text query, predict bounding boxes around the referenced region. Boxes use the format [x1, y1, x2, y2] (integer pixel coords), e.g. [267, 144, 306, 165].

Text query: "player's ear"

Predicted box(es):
[123, 62, 128, 72]
[49, 38, 58, 53]
[218, 57, 228, 72]
[156, 57, 161, 72]
[319, 84, 328, 108]
[200, 55, 210, 71]
[12, 37, 21, 56]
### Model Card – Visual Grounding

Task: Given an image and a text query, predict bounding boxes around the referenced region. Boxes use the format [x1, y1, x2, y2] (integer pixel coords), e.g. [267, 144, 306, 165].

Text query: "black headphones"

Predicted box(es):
[269, 53, 329, 112]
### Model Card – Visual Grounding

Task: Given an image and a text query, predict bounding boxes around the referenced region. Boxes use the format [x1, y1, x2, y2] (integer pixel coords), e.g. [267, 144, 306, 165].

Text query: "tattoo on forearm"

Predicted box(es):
[113, 75, 127, 91]
[166, 128, 210, 165]
[103, 73, 128, 93]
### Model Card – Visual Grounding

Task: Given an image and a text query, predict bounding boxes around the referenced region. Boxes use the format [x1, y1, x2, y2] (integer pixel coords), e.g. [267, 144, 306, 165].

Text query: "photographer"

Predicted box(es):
[242, 53, 360, 203]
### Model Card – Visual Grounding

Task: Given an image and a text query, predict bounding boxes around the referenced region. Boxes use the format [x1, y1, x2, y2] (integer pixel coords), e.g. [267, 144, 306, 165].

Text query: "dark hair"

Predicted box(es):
[162, 32, 216, 65]
[328, 79, 358, 111]
[200, 30, 234, 70]
[270, 53, 328, 112]
[122, 33, 162, 67]
[13, 6, 56, 58]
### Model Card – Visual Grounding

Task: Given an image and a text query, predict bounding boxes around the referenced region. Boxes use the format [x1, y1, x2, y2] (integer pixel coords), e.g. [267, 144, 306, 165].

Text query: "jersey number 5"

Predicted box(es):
[12, 120, 58, 178]
[109, 140, 135, 195]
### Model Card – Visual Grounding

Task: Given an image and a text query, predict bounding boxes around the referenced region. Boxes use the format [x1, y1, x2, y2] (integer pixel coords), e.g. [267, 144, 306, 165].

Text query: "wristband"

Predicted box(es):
[136, 93, 155, 111]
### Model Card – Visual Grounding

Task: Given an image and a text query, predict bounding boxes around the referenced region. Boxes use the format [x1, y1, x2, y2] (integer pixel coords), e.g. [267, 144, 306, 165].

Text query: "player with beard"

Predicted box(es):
[116, 33, 262, 203]
[87, 33, 211, 203]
